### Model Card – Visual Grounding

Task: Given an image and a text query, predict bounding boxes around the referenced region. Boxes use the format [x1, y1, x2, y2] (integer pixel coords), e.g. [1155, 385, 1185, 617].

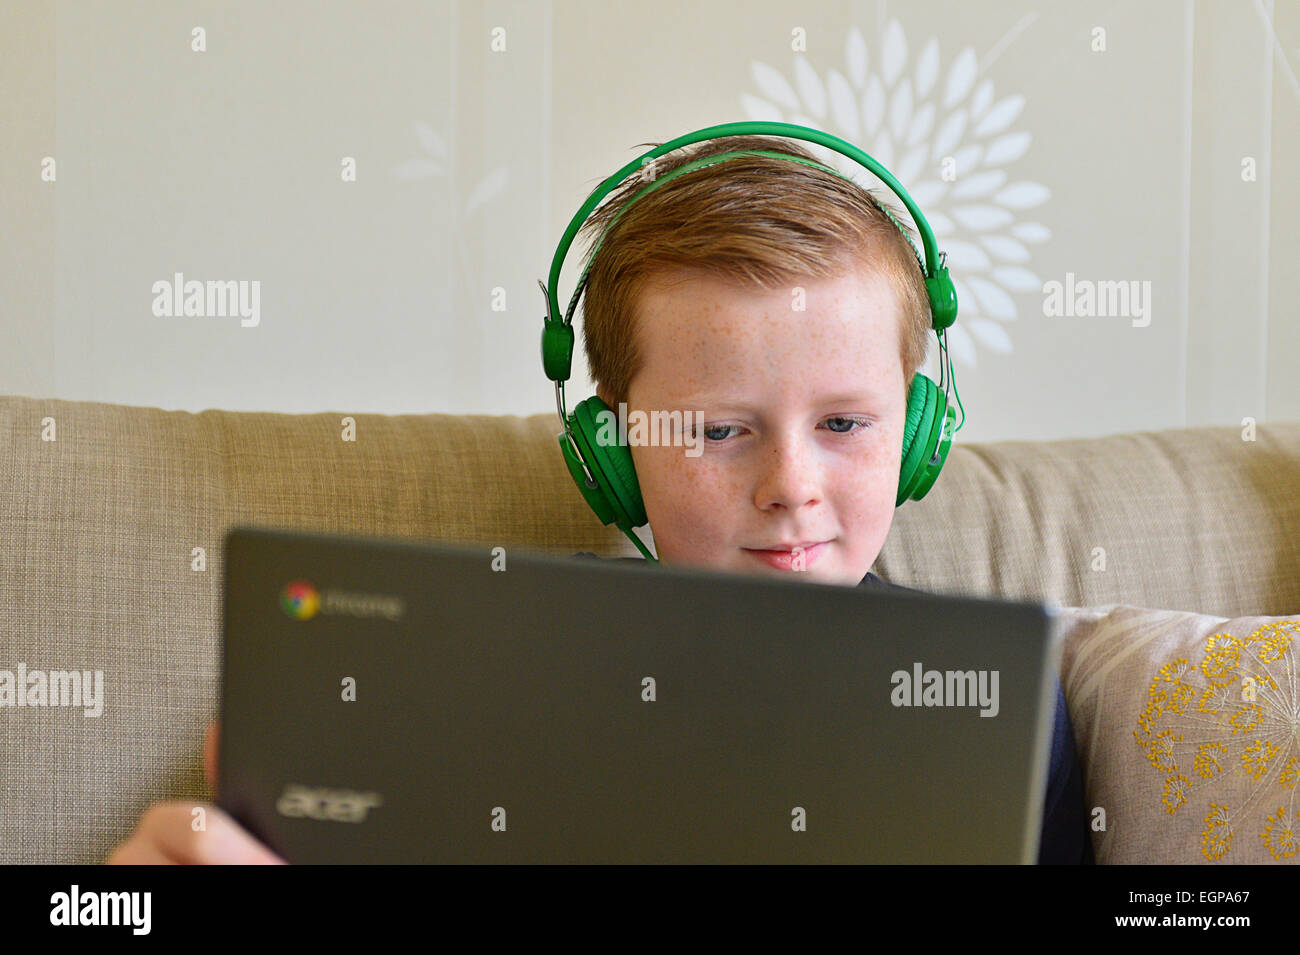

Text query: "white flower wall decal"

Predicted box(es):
[393, 120, 510, 292]
[741, 19, 1052, 367]
[393, 120, 510, 216]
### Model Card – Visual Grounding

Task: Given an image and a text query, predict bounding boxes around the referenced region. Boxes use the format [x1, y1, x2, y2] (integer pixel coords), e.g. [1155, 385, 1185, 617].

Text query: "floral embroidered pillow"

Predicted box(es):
[1058, 603, 1300, 863]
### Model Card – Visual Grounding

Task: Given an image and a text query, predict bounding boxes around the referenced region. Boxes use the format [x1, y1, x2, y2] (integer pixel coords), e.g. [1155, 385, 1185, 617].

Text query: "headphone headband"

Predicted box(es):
[540, 121, 957, 384]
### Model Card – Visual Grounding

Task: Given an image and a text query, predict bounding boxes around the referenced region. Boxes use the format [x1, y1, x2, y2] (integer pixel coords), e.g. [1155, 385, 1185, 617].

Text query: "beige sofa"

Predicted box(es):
[2, 393, 1297, 864]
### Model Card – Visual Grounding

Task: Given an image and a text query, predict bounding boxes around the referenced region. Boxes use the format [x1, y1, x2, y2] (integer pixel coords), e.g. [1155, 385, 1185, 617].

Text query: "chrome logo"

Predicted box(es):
[280, 580, 320, 620]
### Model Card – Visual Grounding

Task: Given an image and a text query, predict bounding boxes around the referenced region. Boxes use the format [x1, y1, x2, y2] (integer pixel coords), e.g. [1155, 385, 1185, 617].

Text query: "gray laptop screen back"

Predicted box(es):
[218, 526, 1062, 863]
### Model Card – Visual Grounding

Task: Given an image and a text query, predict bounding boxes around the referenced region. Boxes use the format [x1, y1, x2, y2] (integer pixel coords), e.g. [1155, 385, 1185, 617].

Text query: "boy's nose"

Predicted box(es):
[752, 440, 823, 511]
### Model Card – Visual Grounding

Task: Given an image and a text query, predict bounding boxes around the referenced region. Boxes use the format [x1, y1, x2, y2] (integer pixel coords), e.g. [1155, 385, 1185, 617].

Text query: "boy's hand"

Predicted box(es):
[105, 721, 288, 864]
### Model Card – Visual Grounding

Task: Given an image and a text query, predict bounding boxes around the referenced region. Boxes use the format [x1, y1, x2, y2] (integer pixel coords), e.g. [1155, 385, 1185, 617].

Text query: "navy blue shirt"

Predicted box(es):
[575, 554, 1093, 864]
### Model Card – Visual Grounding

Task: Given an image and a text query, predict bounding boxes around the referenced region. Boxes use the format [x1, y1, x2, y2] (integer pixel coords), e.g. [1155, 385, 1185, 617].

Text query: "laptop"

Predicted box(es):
[217, 525, 1065, 864]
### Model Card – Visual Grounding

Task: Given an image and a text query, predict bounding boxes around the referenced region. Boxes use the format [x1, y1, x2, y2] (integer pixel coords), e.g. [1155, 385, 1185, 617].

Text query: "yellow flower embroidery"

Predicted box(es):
[1281, 757, 1300, 789]
[1153, 658, 1190, 685]
[1196, 682, 1232, 714]
[1201, 633, 1242, 680]
[1194, 742, 1227, 780]
[1148, 659, 1189, 702]
[1142, 729, 1182, 772]
[1138, 620, 1300, 862]
[1228, 702, 1263, 735]
[1136, 696, 1165, 734]
[1162, 774, 1190, 814]
[1255, 625, 1293, 663]
[1260, 807, 1300, 860]
[1165, 682, 1194, 715]
[1241, 740, 1281, 780]
[1201, 804, 1233, 861]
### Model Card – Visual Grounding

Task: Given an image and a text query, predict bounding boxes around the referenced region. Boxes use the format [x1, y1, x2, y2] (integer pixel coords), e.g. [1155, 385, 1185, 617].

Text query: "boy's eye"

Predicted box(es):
[694, 417, 872, 442]
[701, 423, 739, 442]
[824, 416, 870, 434]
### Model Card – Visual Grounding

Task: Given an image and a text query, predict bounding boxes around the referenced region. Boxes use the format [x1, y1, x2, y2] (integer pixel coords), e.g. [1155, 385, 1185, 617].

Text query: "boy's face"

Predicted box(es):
[598, 263, 908, 587]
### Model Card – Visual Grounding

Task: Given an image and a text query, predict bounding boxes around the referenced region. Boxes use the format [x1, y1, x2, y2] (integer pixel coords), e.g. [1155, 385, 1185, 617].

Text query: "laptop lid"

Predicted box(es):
[217, 525, 1064, 863]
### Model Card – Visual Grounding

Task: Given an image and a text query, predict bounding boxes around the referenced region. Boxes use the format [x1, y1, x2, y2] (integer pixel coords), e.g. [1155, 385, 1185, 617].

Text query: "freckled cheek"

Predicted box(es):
[867, 450, 900, 492]
[840, 444, 901, 518]
[635, 445, 702, 510]
[637, 448, 735, 537]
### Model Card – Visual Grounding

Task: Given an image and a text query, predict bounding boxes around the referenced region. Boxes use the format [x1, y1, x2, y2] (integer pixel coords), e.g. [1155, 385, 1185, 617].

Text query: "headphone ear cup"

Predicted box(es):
[897, 373, 952, 505]
[557, 419, 619, 527]
[569, 396, 648, 529]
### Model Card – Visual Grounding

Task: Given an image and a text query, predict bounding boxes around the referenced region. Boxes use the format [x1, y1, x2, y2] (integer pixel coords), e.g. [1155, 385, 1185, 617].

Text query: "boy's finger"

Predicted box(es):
[105, 840, 174, 865]
[147, 803, 287, 865]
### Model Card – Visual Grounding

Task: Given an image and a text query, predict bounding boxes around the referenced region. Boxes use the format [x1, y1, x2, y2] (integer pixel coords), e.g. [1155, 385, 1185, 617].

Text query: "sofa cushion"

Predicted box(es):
[876, 422, 1300, 617]
[1060, 603, 1300, 863]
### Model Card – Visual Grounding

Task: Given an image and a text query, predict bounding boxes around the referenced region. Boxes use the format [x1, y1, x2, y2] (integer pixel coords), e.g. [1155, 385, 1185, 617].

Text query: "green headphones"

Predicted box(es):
[540, 121, 965, 563]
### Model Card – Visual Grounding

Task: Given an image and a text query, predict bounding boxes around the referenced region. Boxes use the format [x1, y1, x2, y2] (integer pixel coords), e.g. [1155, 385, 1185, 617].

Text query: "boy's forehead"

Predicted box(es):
[633, 266, 903, 380]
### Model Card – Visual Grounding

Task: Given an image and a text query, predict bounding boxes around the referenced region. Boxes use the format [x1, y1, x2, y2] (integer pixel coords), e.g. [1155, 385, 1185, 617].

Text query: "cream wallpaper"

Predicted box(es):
[1, 0, 1296, 441]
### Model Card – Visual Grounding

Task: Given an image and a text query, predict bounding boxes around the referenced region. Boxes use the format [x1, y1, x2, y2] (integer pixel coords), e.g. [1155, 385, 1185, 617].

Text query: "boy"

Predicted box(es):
[108, 135, 1091, 864]
[572, 134, 1090, 863]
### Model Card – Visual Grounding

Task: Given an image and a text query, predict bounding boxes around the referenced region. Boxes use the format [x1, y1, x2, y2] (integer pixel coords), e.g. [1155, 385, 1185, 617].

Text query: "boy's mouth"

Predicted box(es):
[742, 540, 829, 570]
